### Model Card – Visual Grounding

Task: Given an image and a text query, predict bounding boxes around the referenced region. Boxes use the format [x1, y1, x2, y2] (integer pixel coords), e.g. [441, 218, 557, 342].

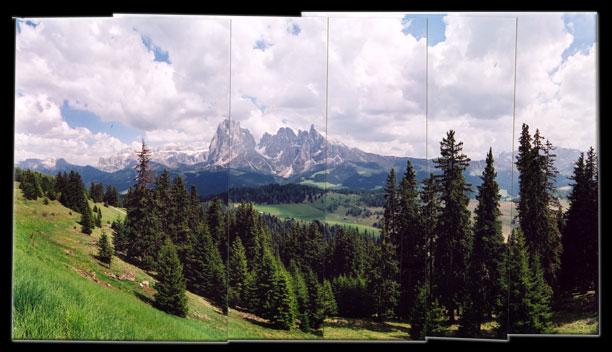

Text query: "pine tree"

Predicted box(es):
[111, 217, 129, 254]
[288, 260, 310, 332]
[80, 201, 95, 235]
[432, 130, 472, 322]
[20, 170, 43, 200]
[207, 196, 227, 262]
[515, 124, 562, 287]
[304, 268, 326, 330]
[184, 223, 227, 313]
[459, 148, 506, 336]
[168, 175, 192, 265]
[269, 267, 297, 330]
[97, 231, 114, 268]
[367, 220, 400, 320]
[321, 279, 338, 318]
[383, 168, 399, 244]
[560, 147, 599, 294]
[153, 238, 188, 318]
[397, 159, 425, 320]
[410, 283, 445, 339]
[497, 228, 552, 335]
[228, 237, 248, 308]
[134, 139, 154, 191]
[125, 186, 164, 270]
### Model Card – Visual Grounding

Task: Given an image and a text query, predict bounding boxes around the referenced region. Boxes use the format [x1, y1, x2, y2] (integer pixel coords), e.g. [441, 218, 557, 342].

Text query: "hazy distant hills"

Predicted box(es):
[16, 119, 580, 198]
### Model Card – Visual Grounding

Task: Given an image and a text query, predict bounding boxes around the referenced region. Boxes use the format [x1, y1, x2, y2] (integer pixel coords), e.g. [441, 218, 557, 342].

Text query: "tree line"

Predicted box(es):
[15, 126, 597, 337]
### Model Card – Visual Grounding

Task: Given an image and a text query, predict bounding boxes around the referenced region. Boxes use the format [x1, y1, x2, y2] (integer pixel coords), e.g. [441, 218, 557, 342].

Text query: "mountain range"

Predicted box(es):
[16, 119, 579, 198]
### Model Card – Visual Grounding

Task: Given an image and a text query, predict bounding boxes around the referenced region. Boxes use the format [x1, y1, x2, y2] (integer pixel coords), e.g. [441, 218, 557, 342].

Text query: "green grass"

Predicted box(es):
[12, 184, 227, 341]
[551, 291, 599, 335]
[253, 202, 381, 236]
[254, 203, 326, 222]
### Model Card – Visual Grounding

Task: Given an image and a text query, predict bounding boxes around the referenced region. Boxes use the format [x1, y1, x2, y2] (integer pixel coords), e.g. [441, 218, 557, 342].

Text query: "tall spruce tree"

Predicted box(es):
[367, 220, 400, 320]
[153, 238, 188, 318]
[459, 148, 506, 337]
[133, 139, 154, 191]
[184, 222, 227, 313]
[515, 124, 562, 288]
[228, 237, 248, 308]
[207, 196, 227, 262]
[432, 130, 472, 322]
[383, 168, 399, 244]
[560, 147, 599, 294]
[497, 228, 552, 334]
[397, 159, 425, 320]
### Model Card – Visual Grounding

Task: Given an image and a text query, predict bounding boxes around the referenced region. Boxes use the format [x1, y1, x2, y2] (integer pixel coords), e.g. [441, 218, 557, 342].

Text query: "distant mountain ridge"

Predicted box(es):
[16, 119, 581, 196]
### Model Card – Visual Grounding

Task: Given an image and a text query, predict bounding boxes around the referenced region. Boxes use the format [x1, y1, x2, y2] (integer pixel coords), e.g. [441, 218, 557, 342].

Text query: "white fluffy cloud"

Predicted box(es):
[427, 15, 517, 160]
[14, 13, 597, 166]
[327, 16, 427, 157]
[14, 94, 130, 165]
[229, 16, 328, 141]
[15, 17, 231, 162]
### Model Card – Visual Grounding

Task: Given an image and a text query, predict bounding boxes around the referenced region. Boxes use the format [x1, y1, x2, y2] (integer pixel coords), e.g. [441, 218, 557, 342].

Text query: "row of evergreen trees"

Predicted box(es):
[16, 127, 596, 337]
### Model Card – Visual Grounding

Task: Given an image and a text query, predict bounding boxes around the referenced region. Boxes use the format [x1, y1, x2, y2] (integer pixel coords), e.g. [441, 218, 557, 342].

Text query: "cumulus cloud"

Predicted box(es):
[427, 15, 517, 160]
[327, 16, 427, 157]
[14, 94, 131, 165]
[229, 16, 328, 142]
[15, 17, 231, 158]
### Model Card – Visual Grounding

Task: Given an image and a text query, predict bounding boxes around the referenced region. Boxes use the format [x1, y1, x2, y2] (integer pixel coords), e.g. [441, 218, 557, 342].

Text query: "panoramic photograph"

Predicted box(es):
[12, 11, 598, 343]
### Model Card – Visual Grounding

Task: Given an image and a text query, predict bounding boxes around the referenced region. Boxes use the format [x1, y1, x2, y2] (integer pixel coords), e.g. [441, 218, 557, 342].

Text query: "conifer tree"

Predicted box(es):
[228, 237, 248, 308]
[269, 267, 297, 330]
[207, 196, 227, 261]
[184, 223, 227, 313]
[153, 238, 188, 318]
[432, 130, 472, 322]
[383, 168, 399, 243]
[367, 220, 400, 320]
[304, 268, 326, 330]
[397, 159, 425, 320]
[560, 147, 599, 294]
[20, 170, 42, 200]
[410, 283, 445, 339]
[168, 175, 192, 265]
[125, 186, 164, 270]
[515, 124, 562, 287]
[111, 217, 129, 254]
[322, 279, 338, 318]
[134, 139, 154, 191]
[80, 201, 95, 235]
[497, 228, 552, 335]
[460, 148, 506, 337]
[97, 231, 113, 268]
[288, 260, 310, 332]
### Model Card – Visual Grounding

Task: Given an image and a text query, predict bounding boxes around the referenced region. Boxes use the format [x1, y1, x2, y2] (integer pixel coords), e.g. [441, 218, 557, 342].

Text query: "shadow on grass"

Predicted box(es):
[134, 290, 154, 306]
[324, 317, 412, 335]
[551, 291, 599, 329]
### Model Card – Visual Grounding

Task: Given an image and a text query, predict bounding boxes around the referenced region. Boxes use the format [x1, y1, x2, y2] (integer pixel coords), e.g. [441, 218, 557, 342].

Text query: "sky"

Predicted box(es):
[14, 12, 598, 166]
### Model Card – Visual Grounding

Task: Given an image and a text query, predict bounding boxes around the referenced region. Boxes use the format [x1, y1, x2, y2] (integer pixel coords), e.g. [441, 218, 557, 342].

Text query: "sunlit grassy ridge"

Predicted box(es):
[12, 183, 227, 341]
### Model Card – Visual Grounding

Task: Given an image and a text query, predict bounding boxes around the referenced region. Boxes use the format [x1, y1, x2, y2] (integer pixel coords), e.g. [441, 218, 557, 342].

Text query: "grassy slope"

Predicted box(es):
[12, 183, 597, 341]
[12, 184, 231, 341]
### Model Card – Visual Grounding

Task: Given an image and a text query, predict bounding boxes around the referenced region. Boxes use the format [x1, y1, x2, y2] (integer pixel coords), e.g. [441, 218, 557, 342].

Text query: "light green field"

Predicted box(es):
[253, 202, 381, 236]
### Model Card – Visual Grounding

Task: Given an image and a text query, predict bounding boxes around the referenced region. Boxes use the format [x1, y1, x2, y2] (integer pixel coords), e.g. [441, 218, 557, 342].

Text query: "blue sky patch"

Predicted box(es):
[253, 38, 274, 51]
[242, 95, 267, 114]
[401, 14, 446, 46]
[61, 100, 141, 144]
[287, 22, 301, 36]
[561, 13, 597, 62]
[16, 19, 38, 33]
[140, 34, 171, 64]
